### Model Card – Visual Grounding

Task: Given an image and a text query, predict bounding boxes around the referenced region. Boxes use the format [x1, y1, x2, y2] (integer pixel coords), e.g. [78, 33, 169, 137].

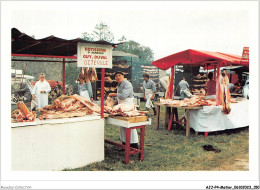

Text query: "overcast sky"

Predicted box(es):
[7, 1, 254, 60]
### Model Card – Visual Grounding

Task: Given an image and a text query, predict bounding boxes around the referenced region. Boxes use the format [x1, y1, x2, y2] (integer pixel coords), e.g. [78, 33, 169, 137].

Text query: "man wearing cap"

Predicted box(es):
[108, 71, 139, 149]
[142, 73, 157, 115]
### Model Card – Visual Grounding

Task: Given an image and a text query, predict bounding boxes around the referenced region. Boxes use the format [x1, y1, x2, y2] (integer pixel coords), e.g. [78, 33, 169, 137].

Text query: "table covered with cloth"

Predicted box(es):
[189, 99, 249, 132]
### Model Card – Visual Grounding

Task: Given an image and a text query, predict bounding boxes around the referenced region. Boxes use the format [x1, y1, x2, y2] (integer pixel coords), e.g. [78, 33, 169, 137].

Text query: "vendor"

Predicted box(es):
[178, 76, 192, 100]
[205, 72, 216, 99]
[108, 71, 139, 149]
[142, 73, 157, 115]
[32, 73, 51, 109]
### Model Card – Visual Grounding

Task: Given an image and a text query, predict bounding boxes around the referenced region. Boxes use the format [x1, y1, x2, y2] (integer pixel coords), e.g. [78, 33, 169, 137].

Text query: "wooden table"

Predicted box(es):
[105, 116, 151, 164]
[154, 102, 202, 136]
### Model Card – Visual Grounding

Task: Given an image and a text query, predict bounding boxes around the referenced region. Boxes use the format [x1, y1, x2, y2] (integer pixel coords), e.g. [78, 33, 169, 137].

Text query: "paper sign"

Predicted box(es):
[77, 42, 112, 68]
[241, 47, 249, 64]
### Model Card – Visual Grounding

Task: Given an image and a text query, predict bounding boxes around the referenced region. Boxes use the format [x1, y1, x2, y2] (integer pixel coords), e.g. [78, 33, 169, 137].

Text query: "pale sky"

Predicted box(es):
[6, 1, 253, 60]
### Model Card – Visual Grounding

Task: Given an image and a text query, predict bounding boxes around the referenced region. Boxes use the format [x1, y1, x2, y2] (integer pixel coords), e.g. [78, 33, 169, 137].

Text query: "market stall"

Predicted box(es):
[12, 116, 104, 171]
[11, 28, 117, 170]
[152, 49, 249, 135]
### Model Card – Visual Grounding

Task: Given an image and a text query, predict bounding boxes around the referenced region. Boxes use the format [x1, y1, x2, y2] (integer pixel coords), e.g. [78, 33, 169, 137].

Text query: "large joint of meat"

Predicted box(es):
[12, 101, 36, 122]
[72, 94, 101, 113]
[106, 96, 116, 108]
[217, 73, 231, 114]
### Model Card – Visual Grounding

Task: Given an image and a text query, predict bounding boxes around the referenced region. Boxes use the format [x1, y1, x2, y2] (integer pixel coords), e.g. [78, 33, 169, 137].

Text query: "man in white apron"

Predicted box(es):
[142, 73, 157, 115]
[108, 71, 139, 149]
[32, 73, 51, 109]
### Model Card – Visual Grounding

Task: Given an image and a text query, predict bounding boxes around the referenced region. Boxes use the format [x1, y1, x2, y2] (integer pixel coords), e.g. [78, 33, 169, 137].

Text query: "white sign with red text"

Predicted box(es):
[77, 42, 112, 68]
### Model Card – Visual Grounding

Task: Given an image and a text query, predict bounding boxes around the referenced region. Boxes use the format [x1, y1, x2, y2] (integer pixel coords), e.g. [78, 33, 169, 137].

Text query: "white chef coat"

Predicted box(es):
[32, 80, 51, 109]
[118, 97, 139, 144]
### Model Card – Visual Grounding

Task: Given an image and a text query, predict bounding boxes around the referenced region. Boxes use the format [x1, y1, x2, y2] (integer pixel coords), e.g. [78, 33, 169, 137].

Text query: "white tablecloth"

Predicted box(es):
[189, 99, 249, 132]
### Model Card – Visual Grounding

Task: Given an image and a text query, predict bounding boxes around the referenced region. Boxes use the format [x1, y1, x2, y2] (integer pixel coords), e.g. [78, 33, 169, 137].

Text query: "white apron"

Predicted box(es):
[144, 88, 154, 109]
[80, 90, 90, 101]
[32, 80, 51, 109]
[118, 97, 139, 144]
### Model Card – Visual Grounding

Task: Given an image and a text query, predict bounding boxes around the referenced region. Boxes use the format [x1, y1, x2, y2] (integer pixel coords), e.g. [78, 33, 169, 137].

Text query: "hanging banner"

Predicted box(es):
[241, 47, 249, 65]
[77, 42, 112, 68]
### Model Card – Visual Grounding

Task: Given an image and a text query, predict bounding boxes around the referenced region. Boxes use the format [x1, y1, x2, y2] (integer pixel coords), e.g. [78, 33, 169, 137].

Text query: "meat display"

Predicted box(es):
[77, 67, 98, 84]
[11, 101, 36, 122]
[105, 76, 113, 83]
[88, 68, 98, 82]
[159, 96, 238, 108]
[106, 96, 116, 108]
[159, 96, 215, 107]
[165, 75, 172, 99]
[104, 97, 148, 117]
[216, 70, 231, 114]
[38, 94, 102, 120]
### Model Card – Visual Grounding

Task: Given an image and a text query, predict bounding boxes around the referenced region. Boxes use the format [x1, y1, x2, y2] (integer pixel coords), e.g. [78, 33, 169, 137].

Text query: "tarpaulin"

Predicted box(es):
[152, 49, 247, 70]
[189, 99, 249, 132]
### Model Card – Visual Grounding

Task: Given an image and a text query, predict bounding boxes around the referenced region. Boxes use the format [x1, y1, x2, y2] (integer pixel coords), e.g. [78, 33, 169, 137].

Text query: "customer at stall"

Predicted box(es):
[76, 80, 93, 102]
[142, 73, 157, 115]
[205, 72, 217, 99]
[32, 73, 51, 109]
[178, 76, 192, 100]
[108, 71, 139, 149]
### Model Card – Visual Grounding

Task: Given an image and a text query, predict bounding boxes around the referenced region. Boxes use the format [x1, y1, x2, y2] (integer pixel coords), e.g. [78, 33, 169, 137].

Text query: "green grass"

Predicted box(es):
[64, 102, 249, 171]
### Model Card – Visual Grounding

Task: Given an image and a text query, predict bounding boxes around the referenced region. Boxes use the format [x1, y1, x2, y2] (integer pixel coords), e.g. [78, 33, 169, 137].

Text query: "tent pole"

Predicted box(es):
[62, 58, 66, 95]
[101, 68, 105, 118]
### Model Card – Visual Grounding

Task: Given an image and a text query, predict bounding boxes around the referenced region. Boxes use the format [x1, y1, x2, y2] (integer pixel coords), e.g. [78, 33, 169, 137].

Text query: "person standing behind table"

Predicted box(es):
[205, 72, 217, 99]
[142, 73, 157, 115]
[178, 76, 192, 100]
[32, 73, 51, 109]
[108, 71, 139, 149]
[76, 79, 93, 102]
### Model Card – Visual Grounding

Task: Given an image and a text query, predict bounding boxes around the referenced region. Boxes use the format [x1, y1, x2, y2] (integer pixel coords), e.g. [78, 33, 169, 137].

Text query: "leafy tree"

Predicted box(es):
[81, 32, 94, 41]
[118, 35, 127, 42]
[116, 38, 154, 64]
[92, 21, 114, 42]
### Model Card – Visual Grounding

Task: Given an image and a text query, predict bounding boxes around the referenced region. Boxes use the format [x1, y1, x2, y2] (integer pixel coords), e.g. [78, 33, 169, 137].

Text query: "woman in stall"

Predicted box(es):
[108, 71, 139, 149]
[205, 72, 217, 99]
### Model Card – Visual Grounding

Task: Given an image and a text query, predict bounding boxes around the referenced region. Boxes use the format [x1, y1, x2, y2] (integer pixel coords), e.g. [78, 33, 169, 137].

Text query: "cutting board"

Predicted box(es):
[111, 116, 148, 123]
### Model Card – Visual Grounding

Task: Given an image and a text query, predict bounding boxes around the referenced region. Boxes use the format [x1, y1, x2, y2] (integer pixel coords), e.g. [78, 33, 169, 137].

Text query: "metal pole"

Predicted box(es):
[62, 58, 66, 94]
[101, 68, 105, 118]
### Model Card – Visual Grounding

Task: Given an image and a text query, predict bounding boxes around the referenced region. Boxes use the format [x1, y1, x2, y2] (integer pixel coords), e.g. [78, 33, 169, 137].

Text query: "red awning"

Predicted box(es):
[152, 49, 247, 70]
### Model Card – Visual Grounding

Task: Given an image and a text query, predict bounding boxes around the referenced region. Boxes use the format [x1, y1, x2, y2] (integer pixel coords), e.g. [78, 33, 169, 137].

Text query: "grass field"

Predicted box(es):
[65, 102, 249, 171]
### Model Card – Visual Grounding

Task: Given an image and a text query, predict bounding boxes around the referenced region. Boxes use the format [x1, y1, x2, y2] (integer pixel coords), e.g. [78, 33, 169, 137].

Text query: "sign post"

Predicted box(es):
[77, 42, 112, 68]
[241, 47, 249, 65]
[77, 42, 113, 118]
